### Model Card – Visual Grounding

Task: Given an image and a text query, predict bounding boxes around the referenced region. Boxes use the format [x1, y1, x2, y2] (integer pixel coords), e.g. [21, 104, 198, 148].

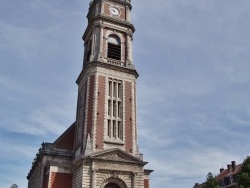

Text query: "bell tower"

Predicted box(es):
[73, 0, 153, 188]
[74, 0, 139, 157]
[83, 0, 134, 67]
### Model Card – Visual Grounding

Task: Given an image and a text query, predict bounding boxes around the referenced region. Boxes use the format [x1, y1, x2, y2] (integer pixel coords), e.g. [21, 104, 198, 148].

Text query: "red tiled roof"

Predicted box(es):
[216, 164, 242, 180]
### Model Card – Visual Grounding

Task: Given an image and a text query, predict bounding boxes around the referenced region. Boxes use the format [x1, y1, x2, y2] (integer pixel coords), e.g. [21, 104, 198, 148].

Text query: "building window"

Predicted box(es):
[107, 78, 123, 140]
[86, 40, 92, 62]
[230, 176, 234, 184]
[107, 35, 121, 60]
[108, 120, 111, 137]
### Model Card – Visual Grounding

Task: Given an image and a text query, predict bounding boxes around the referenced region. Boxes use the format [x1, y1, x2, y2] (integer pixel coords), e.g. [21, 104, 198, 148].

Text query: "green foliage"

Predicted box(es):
[204, 172, 219, 188]
[237, 156, 250, 188]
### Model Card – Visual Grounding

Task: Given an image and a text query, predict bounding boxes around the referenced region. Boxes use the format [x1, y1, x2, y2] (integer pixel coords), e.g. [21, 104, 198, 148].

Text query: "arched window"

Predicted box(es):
[107, 35, 121, 60]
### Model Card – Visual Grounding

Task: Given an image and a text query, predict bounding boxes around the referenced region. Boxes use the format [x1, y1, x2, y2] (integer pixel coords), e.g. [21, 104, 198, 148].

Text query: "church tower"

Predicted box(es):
[27, 1, 152, 188]
[74, 0, 138, 159]
[73, 0, 153, 187]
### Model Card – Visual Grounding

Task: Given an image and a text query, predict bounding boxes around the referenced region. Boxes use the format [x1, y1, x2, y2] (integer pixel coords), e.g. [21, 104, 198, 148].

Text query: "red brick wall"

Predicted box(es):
[103, 2, 109, 15]
[86, 75, 95, 138]
[50, 172, 73, 188]
[144, 179, 149, 188]
[125, 81, 133, 153]
[96, 75, 106, 149]
[121, 8, 126, 20]
[55, 125, 75, 150]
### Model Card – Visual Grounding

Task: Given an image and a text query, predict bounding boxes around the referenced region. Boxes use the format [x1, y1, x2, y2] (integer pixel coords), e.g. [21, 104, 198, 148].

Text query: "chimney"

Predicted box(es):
[220, 168, 224, 173]
[227, 164, 232, 172]
[232, 161, 236, 171]
[193, 183, 200, 188]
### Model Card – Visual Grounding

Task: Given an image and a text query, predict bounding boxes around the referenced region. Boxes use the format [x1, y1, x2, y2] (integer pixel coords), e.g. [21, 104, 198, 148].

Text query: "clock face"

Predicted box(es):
[110, 7, 120, 16]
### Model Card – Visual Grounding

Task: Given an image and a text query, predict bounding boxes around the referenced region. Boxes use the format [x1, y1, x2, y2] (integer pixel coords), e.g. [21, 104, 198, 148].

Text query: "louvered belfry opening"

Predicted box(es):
[107, 35, 121, 60]
[86, 40, 92, 62]
[86, 48, 91, 62]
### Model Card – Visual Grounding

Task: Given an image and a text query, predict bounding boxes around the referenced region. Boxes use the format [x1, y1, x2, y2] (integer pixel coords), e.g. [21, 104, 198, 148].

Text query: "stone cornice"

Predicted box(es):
[39, 149, 74, 158]
[76, 61, 139, 85]
[88, 148, 147, 165]
[83, 14, 135, 40]
[144, 169, 154, 175]
[91, 157, 147, 166]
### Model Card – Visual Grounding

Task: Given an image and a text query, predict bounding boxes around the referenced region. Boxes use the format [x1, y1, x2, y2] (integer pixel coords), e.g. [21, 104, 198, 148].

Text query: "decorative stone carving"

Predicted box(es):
[99, 153, 127, 161]
[111, 171, 119, 178]
[95, 162, 142, 172]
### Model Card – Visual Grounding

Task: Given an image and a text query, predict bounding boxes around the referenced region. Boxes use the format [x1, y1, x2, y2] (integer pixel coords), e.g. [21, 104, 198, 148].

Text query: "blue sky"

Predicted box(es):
[1, 0, 250, 187]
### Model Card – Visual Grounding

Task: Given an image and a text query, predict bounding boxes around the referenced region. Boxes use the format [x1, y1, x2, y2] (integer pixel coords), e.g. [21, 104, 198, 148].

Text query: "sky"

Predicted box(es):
[1, 0, 250, 187]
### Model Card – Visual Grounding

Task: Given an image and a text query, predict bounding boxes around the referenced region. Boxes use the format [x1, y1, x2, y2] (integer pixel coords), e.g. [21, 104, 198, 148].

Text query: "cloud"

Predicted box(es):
[1, 0, 250, 188]
[1, 104, 75, 136]
[142, 141, 241, 187]
[0, 19, 65, 62]
[0, 141, 37, 188]
[0, 141, 37, 160]
[0, 0, 85, 64]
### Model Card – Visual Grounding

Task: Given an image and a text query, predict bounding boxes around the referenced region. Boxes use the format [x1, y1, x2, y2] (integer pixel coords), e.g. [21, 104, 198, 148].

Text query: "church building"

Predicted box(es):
[27, 0, 153, 187]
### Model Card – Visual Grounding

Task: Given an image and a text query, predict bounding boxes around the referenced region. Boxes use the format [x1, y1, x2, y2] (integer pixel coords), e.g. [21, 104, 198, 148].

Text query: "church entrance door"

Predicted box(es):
[105, 182, 120, 188]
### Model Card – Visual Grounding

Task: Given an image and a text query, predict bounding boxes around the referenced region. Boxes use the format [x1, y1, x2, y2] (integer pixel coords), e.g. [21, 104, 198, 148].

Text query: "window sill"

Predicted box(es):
[104, 138, 124, 145]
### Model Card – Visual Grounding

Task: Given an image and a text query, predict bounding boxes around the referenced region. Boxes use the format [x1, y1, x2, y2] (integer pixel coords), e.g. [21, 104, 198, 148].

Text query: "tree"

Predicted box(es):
[204, 172, 219, 188]
[237, 156, 250, 188]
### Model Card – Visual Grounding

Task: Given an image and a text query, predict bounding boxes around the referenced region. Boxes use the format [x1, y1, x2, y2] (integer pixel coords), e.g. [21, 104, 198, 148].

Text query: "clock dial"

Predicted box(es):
[110, 7, 120, 16]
